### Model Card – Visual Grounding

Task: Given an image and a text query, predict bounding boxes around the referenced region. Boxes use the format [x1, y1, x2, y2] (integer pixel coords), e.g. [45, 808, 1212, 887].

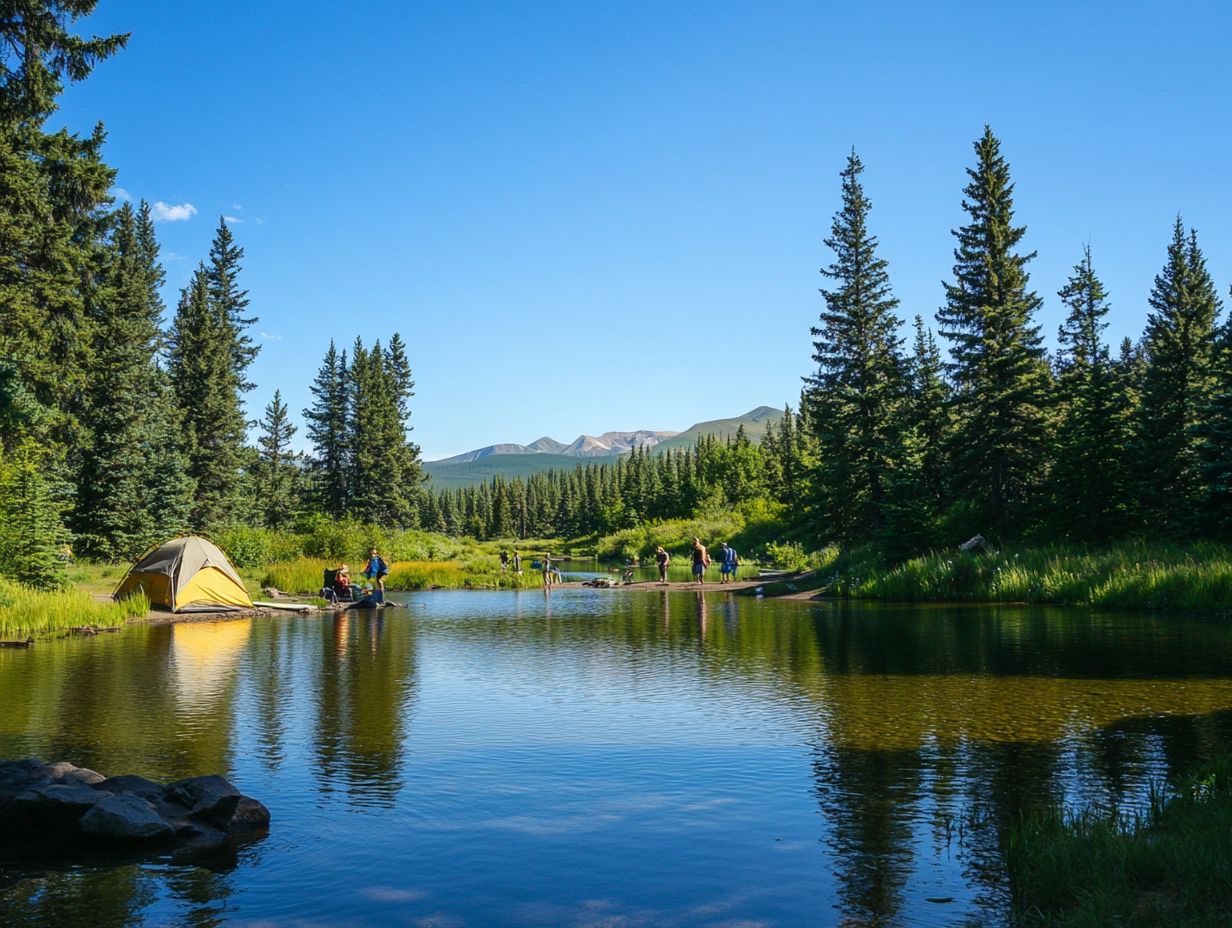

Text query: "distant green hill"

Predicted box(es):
[424, 452, 622, 490]
[651, 405, 782, 453]
[425, 406, 783, 489]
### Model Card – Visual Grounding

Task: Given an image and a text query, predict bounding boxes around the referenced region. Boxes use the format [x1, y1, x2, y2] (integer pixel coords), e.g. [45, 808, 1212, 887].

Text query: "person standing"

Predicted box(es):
[513, 549, 522, 575]
[364, 547, 389, 601]
[691, 537, 710, 586]
[719, 542, 739, 584]
[655, 545, 670, 584]
[542, 553, 554, 591]
[500, 550, 509, 572]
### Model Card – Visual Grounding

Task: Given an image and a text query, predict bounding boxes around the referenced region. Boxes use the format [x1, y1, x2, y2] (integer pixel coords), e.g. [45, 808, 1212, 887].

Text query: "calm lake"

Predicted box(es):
[3, 590, 1232, 927]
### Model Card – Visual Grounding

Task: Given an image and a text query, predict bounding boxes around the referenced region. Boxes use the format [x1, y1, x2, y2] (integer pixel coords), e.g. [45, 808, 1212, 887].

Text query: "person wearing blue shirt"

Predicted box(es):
[719, 542, 739, 584]
[364, 547, 389, 601]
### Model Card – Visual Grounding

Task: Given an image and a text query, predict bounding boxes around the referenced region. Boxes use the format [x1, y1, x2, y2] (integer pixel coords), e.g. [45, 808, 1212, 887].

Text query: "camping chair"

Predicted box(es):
[321, 569, 356, 604]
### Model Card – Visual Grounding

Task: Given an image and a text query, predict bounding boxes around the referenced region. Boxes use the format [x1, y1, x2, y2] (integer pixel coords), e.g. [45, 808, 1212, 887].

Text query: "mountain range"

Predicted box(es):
[425, 406, 782, 488]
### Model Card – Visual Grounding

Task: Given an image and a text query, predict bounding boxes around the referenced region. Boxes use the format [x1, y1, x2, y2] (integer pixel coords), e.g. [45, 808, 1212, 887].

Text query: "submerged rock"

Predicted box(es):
[0, 759, 268, 853]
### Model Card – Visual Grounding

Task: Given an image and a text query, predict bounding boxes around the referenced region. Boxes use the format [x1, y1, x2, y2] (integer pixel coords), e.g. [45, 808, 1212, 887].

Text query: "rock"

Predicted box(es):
[42, 761, 106, 786]
[80, 793, 174, 841]
[13, 782, 103, 822]
[165, 775, 241, 826]
[227, 796, 271, 834]
[1, 758, 265, 859]
[93, 774, 165, 801]
[0, 758, 48, 796]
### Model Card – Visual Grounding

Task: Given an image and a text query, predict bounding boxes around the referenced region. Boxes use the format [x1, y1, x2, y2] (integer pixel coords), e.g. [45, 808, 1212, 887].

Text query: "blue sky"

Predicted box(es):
[55, 0, 1231, 459]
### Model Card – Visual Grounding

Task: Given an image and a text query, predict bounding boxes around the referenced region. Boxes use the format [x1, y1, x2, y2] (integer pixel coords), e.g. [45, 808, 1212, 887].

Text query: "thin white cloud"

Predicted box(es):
[255, 217, 266, 225]
[260, 331, 284, 341]
[152, 201, 197, 222]
[164, 251, 187, 263]
[231, 203, 243, 210]
[223, 214, 245, 224]
[111, 187, 132, 202]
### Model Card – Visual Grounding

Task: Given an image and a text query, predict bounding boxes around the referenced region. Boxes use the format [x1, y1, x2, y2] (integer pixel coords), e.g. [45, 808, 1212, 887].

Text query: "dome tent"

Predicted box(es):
[113, 536, 253, 613]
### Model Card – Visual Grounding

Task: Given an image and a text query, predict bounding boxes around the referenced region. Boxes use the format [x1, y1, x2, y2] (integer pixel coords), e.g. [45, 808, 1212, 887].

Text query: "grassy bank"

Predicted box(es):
[1009, 754, 1232, 926]
[260, 556, 544, 593]
[0, 578, 148, 640]
[799, 542, 1232, 613]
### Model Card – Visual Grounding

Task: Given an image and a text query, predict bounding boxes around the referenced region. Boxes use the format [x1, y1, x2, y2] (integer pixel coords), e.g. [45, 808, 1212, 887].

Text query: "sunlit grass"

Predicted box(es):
[820, 542, 1232, 613]
[260, 556, 542, 593]
[0, 578, 148, 640]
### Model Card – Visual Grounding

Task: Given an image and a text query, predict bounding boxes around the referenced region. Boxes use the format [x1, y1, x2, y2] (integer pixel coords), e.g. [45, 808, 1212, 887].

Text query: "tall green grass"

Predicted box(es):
[0, 578, 148, 639]
[1009, 754, 1232, 926]
[819, 542, 1232, 613]
[595, 513, 747, 562]
[260, 557, 542, 594]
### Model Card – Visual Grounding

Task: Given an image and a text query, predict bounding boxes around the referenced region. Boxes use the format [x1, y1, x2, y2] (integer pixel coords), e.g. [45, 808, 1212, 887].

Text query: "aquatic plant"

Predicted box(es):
[1009, 753, 1232, 926]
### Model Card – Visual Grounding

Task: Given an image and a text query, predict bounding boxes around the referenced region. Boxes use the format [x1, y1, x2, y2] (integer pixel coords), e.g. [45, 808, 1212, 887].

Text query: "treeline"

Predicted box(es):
[438, 130, 1232, 561]
[0, 4, 423, 586]
[799, 135, 1231, 557]
[420, 420, 808, 540]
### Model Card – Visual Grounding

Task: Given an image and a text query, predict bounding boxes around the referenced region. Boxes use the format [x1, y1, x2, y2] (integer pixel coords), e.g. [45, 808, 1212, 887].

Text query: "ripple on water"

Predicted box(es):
[3, 593, 1232, 927]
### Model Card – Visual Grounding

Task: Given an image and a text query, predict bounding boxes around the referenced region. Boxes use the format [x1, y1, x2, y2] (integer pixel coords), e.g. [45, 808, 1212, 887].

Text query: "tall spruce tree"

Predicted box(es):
[348, 338, 421, 526]
[167, 265, 248, 531]
[1136, 219, 1223, 533]
[206, 217, 259, 391]
[0, 439, 70, 588]
[1047, 246, 1132, 540]
[803, 150, 905, 544]
[254, 390, 300, 530]
[937, 126, 1051, 537]
[1198, 303, 1232, 533]
[74, 201, 192, 556]
[304, 341, 351, 517]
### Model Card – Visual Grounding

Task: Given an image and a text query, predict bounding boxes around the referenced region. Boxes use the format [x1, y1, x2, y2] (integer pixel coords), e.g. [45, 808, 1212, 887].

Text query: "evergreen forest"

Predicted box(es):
[2, 3, 1231, 595]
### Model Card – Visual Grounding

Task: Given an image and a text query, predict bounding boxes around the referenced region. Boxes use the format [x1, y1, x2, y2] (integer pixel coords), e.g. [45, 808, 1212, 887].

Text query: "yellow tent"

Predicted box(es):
[113, 536, 253, 612]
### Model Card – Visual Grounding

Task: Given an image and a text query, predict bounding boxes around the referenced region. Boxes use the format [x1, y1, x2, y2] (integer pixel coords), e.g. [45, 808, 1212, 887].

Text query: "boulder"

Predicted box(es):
[41, 761, 106, 786]
[0, 758, 48, 796]
[165, 775, 241, 826]
[80, 794, 175, 841]
[1, 758, 267, 856]
[93, 774, 164, 802]
[12, 782, 102, 823]
[227, 796, 271, 834]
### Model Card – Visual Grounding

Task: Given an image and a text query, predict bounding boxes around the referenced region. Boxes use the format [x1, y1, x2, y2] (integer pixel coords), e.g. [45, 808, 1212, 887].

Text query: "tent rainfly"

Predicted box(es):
[113, 536, 253, 613]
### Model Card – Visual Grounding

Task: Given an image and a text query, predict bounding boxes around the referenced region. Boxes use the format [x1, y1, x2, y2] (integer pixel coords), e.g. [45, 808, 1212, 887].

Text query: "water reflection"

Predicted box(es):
[1, 594, 1231, 926]
[314, 611, 417, 807]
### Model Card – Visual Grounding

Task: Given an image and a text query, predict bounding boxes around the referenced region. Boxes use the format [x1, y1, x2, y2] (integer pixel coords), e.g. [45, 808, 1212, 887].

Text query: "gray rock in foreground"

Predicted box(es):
[0, 759, 269, 852]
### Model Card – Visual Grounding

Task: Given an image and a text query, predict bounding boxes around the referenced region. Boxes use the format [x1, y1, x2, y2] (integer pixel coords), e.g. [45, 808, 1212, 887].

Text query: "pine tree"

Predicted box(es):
[255, 390, 300, 529]
[803, 150, 906, 544]
[168, 265, 248, 531]
[0, 440, 70, 588]
[936, 126, 1051, 537]
[348, 337, 421, 526]
[1136, 219, 1223, 534]
[304, 341, 351, 517]
[1197, 296, 1232, 533]
[1047, 246, 1132, 540]
[206, 217, 259, 391]
[74, 202, 190, 557]
[0, 2, 128, 126]
[906, 317, 950, 511]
